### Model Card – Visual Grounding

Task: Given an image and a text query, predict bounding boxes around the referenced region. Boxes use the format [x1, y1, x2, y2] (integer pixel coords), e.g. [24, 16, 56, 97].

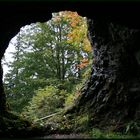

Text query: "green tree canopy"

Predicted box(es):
[3, 11, 92, 113]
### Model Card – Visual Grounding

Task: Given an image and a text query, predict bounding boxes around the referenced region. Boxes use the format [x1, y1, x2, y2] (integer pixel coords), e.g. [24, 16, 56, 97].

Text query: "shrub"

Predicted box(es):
[21, 86, 67, 123]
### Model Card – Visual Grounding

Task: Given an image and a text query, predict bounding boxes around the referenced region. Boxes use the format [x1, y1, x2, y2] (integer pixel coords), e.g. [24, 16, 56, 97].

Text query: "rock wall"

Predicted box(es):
[74, 20, 140, 132]
[0, 62, 6, 114]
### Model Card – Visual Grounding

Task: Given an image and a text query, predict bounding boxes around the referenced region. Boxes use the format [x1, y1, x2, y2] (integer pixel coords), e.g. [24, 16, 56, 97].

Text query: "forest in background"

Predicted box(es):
[2, 11, 92, 123]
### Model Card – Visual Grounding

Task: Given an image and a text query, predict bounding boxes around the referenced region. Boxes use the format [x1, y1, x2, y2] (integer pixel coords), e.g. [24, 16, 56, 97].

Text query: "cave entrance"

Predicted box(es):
[2, 11, 92, 125]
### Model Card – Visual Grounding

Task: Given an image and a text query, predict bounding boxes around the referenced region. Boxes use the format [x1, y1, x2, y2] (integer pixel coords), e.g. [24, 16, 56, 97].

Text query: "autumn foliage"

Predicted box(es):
[76, 58, 89, 69]
[53, 11, 92, 70]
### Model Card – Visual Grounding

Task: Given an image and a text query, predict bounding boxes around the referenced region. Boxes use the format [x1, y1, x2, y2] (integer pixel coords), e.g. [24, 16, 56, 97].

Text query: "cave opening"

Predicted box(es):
[0, 2, 140, 138]
[2, 11, 93, 126]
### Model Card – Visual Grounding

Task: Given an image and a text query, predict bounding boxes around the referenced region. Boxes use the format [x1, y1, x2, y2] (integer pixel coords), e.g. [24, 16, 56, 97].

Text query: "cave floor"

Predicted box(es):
[0, 133, 91, 140]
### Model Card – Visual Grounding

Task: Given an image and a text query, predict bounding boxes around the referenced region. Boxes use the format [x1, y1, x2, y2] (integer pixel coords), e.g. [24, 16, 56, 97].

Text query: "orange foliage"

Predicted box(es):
[53, 11, 92, 53]
[53, 11, 92, 70]
[76, 58, 89, 69]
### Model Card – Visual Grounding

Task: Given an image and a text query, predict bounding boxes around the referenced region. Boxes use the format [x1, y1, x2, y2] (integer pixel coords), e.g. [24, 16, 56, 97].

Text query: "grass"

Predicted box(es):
[90, 128, 140, 139]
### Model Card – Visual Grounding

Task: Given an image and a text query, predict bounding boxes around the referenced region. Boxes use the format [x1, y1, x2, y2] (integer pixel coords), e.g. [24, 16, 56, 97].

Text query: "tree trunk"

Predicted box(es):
[73, 19, 140, 132]
[76, 52, 81, 79]
[61, 47, 65, 80]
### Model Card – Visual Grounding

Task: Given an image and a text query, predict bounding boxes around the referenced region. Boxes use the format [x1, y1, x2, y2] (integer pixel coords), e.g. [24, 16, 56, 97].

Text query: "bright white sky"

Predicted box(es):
[2, 36, 16, 80]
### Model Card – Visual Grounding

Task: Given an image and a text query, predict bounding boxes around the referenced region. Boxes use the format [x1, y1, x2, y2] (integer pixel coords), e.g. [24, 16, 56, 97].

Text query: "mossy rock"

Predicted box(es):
[0, 111, 41, 138]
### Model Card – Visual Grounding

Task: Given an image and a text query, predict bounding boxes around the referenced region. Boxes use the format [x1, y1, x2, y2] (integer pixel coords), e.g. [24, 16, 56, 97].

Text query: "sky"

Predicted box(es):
[2, 37, 16, 80]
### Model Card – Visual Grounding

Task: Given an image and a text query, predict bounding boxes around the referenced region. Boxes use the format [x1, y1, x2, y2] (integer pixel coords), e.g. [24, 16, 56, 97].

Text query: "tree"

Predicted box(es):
[22, 86, 67, 122]
[4, 29, 30, 112]
[3, 11, 92, 113]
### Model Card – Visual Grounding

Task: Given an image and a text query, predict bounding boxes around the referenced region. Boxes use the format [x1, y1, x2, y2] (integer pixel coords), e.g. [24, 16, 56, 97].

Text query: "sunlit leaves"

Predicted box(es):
[83, 38, 92, 52]
[22, 86, 67, 121]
